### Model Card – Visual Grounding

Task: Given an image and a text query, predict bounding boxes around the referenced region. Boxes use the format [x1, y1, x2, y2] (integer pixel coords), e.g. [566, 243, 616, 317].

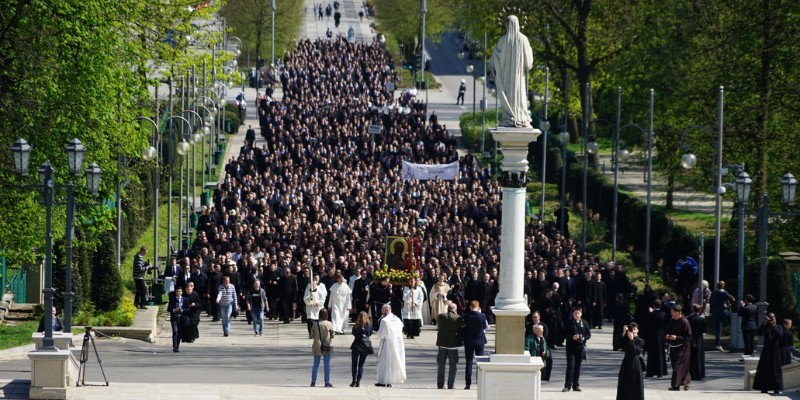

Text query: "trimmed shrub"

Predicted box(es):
[91, 232, 123, 312]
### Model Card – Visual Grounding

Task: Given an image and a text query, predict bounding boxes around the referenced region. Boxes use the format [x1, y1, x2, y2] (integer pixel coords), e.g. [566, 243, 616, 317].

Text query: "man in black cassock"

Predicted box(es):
[687, 304, 706, 380]
[665, 305, 692, 391]
[753, 313, 784, 394]
[645, 299, 667, 378]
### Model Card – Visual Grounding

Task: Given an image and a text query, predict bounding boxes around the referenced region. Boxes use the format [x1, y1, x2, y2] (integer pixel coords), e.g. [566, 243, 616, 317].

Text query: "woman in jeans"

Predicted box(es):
[311, 309, 334, 387]
[350, 311, 373, 387]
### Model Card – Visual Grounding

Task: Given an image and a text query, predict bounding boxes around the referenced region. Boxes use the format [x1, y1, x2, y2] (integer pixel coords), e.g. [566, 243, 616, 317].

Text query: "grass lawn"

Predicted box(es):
[0, 320, 37, 350]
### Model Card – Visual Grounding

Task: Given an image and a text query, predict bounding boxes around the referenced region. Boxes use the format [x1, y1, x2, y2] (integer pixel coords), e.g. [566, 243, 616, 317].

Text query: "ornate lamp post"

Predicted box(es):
[11, 138, 102, 347]
[734, 170, 797, 337]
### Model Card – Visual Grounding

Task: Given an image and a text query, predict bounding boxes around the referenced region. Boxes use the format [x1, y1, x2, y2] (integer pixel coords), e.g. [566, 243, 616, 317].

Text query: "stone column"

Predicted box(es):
[492, 126, 539, 355]
[478, 126, 543, 400]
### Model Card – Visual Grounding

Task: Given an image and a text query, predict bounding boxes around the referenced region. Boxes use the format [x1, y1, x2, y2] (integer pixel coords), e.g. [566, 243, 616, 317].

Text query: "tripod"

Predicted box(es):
[76, 326, 109, 386]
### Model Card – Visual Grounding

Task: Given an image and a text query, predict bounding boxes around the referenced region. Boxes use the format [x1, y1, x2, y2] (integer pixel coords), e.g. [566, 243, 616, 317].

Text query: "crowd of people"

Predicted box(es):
[146, 35, 792, 395]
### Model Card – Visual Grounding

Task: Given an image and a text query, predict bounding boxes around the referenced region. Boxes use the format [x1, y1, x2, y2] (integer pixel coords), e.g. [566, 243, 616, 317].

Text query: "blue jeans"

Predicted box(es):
[220, 303, 233, 333]
[311, 354, 331, 384]
[437, 348, 459, 389]
[171, 319, 181, 350]
[251, 308, 264, 334]
[351, 351, 368, 382]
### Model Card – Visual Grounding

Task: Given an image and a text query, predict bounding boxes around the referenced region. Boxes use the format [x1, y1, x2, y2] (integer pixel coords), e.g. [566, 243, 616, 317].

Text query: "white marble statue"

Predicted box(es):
[489, 15, 533, 128]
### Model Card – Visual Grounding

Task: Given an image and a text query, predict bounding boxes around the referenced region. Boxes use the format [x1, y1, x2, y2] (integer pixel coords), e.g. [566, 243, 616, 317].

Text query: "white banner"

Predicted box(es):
[401, 161, 459, 181]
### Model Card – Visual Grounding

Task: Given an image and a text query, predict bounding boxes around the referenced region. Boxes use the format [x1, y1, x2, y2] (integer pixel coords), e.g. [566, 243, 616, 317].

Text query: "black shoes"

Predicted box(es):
[310, 382, 315, 387]
[350, 381, 356, 387]
[223, 332, 229, 337]
[172, 348, 179, 353]
[562, 387, 570, 392]
[325, 383, 333, 388]
[573, 386, 582, 392]
[668, 387, 680, 391]
[355, 381, 360, 387]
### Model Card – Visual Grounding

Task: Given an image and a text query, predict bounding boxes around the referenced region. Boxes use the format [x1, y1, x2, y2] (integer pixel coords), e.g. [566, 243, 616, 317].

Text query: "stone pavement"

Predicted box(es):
[0, 305, 790, 399]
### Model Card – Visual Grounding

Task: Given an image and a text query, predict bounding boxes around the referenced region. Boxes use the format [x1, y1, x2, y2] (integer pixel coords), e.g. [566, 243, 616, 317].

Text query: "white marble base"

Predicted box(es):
[32, 332, 74, 351]
[29, 349, 72, 400]
[477, 353, 544, 400]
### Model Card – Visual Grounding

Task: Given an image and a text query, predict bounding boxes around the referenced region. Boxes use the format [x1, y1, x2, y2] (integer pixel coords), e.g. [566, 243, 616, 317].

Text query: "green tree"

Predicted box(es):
[91, 232, 123, 312]
[373, 0, 454, 61]
[223, 0, 303, 66]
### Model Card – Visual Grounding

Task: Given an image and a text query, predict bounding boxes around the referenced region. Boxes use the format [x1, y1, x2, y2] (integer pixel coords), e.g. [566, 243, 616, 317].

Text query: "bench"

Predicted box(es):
[744, 356, 800, 390]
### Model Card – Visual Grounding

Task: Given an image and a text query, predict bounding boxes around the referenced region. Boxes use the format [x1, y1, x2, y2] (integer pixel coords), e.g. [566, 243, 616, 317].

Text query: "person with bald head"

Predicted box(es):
[376, 304, 406, 387]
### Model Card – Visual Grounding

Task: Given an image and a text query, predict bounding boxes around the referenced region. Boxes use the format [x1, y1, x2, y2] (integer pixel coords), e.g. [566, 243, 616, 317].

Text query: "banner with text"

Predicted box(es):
[401, 161, 459, 181]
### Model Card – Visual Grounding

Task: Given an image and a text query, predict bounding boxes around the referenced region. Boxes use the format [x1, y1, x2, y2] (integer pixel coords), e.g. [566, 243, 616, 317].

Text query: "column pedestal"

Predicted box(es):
[477, 353, 544, 400]
[28, 349, 73, 400]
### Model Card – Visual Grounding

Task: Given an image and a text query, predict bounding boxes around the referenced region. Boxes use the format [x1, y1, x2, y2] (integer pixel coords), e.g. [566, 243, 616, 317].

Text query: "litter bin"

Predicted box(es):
[225, 120, 232, 133]
[191, 212, 198, 228]
[200, 191, 210, 206]
[214, 151, 222, 165]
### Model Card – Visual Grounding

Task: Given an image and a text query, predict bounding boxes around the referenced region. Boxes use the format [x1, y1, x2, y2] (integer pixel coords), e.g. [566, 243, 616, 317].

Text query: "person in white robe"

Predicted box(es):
[429, 273, 451, 325]
[417, 277, 431, 328]
[489, 15, 534, 128]
[304, 275, 328, 339]
[402, 278, 425, 338]
[376, 304, 406, 386]
[329, 274, 352, 333]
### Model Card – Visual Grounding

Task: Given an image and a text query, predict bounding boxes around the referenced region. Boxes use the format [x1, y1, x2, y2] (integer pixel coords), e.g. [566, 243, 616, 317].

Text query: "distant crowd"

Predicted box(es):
[136, 35, 791, 395]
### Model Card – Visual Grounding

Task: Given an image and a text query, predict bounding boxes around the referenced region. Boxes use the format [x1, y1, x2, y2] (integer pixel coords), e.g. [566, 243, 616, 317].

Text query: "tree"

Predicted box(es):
[373, 0, 454, 61]
[223, 0, 303, 65]
[91, 232, 123, 312]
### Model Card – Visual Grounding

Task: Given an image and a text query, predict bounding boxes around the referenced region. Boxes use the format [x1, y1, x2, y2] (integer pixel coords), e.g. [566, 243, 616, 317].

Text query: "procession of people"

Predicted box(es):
[144, 14, 794, 395]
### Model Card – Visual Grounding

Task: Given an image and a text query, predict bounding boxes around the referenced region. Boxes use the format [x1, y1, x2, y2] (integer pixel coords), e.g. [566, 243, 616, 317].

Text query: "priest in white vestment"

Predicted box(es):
[304, 275, 327, 339]
[376, 304, 406, 386]
[329, 274, 352, 333]
[402, 278, 424, 338]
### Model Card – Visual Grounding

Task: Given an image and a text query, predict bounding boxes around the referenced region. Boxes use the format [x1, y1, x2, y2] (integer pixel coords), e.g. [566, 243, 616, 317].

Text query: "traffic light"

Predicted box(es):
[257, 57, 265, 68]
[414, 53, 423, 71]
[402, 61, 413, 70]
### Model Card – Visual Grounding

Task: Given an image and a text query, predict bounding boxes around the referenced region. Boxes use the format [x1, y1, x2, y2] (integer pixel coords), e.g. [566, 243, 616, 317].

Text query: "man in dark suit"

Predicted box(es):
[738, 294, 759, 356]
[163, 256, 181, 294]
[206, 263, 224, 321]
[38, 306, 64, 333]
[168, 287, 186, 353]
[563, 306, 591, 392]
[462, 300, 488, 389]
[176, 263, 193, 292]
[278, 266, 298, 323]
[436, 302, 465, 389]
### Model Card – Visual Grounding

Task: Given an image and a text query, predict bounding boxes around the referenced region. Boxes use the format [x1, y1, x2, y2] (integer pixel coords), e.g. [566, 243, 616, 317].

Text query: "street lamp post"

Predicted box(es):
[11, 138, 102, 348]
[271, 0, 276, 68]
[607, 88, 652, 273]
[734, 171, 797, 335]
[558, 74, 570, 236]
[467, 64, 477, 117]
[538, 66, 550, 223]
[135, 116, 160, 280]
[679, 86, 725, 287]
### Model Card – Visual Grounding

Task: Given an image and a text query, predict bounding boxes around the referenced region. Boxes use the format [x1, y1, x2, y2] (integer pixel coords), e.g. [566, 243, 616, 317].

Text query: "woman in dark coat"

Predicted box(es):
[616, 322, 645, 400]
[644, 299, 667, 378]
[349, 311, 373, 387]
[753, 313, 784, 394]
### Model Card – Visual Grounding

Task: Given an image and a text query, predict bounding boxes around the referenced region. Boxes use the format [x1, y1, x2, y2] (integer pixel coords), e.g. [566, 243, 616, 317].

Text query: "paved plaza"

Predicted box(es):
[0, 306, 793, 399]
